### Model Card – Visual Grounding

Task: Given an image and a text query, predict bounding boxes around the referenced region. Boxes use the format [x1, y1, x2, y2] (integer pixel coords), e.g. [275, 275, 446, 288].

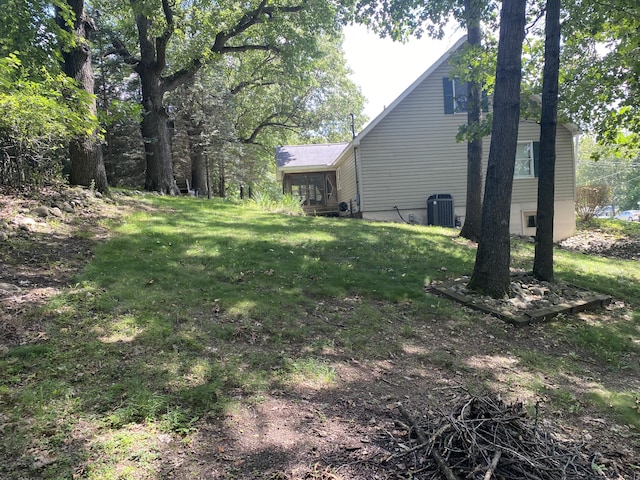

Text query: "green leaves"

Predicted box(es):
[0, 54, 98, 186]
[561, 1, 640, 147]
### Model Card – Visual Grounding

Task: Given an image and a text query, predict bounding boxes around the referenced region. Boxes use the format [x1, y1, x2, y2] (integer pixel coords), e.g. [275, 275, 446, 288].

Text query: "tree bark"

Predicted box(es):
[139, 85, 179, 194]
[533, 0, 561, 281]
[56, 0, 109, 193]
[133, 8, 180, 194]
[468, 0, 527, 298]
[188, 123, 208, 196]
[459, 0, 483, 242]
[219, 156, 226, 198]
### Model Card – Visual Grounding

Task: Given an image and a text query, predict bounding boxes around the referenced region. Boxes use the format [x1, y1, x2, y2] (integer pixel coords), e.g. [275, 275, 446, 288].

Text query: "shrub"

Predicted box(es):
[576, 184, 610, 221]
[0, 54, 96, 188]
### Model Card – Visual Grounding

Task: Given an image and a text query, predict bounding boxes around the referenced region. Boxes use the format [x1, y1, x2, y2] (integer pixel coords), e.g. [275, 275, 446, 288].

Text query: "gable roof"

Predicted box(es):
[274, 37, 467, 177]
[275, 143, 348, 180]
[350, 35, 468, 147]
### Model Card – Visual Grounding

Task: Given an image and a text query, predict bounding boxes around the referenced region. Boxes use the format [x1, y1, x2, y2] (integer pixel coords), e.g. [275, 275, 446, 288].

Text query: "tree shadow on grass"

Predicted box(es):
[2, 197, 639, 478]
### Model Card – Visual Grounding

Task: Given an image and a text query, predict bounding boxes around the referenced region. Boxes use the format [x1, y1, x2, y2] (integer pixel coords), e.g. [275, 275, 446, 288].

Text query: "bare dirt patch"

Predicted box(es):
[559, 227, 640, 261]
[1, 188, 638, 479]
[0, 185, 123, 351]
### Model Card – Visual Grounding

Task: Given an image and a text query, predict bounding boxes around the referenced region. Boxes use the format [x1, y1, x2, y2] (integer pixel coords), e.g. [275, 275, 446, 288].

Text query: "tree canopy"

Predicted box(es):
[0, 0, 364, 194]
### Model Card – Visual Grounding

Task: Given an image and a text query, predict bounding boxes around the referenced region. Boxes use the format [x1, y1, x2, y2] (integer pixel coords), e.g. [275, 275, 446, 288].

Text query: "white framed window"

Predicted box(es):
[514, 142, 535, 178]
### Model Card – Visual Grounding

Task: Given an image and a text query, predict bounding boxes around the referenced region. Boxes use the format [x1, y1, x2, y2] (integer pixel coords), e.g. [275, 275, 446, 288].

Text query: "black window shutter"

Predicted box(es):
[533, 141, 540, 177]
[443, 77, 454, 114]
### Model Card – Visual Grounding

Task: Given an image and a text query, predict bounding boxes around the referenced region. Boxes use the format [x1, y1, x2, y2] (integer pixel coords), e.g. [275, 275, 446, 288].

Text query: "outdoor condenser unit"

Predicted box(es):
[427, 194, 455, 227]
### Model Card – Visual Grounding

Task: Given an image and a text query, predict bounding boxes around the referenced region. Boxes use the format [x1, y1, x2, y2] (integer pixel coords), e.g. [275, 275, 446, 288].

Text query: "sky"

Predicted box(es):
[342, 24, 464, 122]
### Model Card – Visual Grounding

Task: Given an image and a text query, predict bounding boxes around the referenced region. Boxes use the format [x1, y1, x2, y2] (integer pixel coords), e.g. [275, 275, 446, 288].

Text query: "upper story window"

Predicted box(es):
[443, 77, 468, 114]
[443, 77, 490, 115]
[514, 141, 540, 178]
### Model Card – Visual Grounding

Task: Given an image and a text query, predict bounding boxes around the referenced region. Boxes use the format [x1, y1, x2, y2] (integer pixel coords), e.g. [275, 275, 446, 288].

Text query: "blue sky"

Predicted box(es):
[342, 24, 463, 121]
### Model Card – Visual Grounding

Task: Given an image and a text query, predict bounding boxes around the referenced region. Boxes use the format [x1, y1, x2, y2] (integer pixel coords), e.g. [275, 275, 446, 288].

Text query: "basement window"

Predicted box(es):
[526, 213, 537, 228]
[522, 210, 537, 236]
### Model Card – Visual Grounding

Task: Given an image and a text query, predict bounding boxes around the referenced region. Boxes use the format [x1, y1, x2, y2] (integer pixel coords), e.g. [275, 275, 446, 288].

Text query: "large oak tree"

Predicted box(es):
[55, 0, 109, 193]
[97, 0, 345, 194]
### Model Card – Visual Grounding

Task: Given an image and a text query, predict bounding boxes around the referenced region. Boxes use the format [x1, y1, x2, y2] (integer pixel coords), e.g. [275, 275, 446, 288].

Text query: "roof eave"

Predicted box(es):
[350, 35, 468, 146]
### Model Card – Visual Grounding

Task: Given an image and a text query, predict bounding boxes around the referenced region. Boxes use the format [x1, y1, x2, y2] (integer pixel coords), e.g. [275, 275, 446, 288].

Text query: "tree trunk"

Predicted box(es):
[459, 0, 483, 242]
[468, 0, 527, 298]
[219, 156, 226, 198]
[56, 0, 109, 193]
[533, 0, 561, 281]
[188, 124, 208, 196]
[139, 76, 179, 194]
[132, 6, 180, 195]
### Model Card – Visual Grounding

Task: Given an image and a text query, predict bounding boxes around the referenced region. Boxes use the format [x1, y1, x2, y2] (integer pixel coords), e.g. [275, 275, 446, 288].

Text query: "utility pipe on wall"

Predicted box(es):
[350, 113, 361, 212]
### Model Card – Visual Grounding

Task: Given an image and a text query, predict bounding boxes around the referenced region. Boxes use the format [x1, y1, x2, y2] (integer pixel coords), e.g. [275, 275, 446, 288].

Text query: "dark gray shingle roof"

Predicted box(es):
[275, 143, 348, 169]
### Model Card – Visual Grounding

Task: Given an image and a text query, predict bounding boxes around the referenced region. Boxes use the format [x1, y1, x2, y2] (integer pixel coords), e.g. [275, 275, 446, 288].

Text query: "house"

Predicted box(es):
[275, 36, 578, 241]
[275, 143, 347, 215]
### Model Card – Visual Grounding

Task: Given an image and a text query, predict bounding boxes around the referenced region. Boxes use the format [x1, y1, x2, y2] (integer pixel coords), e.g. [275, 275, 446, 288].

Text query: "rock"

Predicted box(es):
[34, 205, 50, 217]
[49, 207, 63, 218]
[0, 231, 7, 241]
[0, 282, 20, 292]
[531, 286, 548, 297]
[13, 216, 36, 231]
[94, 191, 103, 198]
[509, 298, 529, 310]
[62, 202, 74, 213]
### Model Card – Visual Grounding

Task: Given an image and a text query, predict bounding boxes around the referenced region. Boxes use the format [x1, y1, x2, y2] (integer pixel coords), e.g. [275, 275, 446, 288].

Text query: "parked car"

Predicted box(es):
[595, 205, 616, 218]
[614, 210, 640, 221]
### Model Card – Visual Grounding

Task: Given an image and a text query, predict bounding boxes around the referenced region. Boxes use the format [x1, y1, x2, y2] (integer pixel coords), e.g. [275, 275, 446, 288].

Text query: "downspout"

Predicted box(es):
[350, 113, 361, 212]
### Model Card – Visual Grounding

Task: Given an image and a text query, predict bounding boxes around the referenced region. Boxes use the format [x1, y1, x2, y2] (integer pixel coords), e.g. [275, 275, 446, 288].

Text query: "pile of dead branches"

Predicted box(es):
[388, 395, 618, 479]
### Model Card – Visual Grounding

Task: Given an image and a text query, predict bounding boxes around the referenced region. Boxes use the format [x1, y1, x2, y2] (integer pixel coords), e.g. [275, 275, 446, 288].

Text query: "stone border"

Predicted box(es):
[429, 284, 612, 326]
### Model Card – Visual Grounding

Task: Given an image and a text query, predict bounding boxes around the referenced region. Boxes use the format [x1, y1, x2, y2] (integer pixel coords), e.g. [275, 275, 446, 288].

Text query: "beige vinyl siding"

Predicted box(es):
[508, 121, 577, 241]
[357, 65, 576, 215]
[358, 62, 469, 213]
[336, 149, 358, 207]
[511, 121, 576, 203]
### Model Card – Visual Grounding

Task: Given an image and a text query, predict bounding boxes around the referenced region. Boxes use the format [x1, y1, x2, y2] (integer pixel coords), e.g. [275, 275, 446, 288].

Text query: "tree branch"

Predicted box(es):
[240, 112, 301, 144]
[211, 0, 305, 53]
[230, 79, 277, 95]
[156, 0, 175, 71]
[221, 44, 279, 54]
[107, 36, 140, 65]
[162, 58, 203, 93]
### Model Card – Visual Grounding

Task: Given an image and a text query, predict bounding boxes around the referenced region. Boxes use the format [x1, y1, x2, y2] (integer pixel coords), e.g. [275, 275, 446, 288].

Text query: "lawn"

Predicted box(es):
[1, 193, 638, 479]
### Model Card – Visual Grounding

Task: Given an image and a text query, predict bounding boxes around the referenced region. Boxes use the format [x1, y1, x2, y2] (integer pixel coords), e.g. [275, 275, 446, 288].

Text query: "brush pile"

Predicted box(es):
[387, 394, 623, 479]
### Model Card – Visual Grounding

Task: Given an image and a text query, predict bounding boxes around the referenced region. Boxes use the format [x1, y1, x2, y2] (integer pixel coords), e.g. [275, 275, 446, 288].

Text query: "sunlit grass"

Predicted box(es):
[1, 195, 639, 478]
[587, 389, 640, 429]
[280, 357, 337, 387]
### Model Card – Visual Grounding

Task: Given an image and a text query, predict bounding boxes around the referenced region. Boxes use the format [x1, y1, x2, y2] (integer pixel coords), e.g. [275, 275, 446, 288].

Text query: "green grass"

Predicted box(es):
[1, 196, 639, 478]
